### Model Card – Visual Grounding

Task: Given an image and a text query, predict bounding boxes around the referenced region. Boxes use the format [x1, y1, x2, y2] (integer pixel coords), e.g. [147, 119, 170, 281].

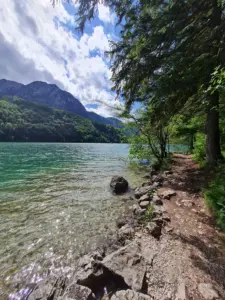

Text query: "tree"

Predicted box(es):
[53, 0, 225, 162]
[107, 0, 225, 163]
[123, 105, 169, 165]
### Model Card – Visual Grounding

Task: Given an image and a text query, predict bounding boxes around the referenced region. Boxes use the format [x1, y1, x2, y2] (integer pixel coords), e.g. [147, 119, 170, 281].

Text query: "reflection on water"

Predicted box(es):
[0, 143, 146, 298]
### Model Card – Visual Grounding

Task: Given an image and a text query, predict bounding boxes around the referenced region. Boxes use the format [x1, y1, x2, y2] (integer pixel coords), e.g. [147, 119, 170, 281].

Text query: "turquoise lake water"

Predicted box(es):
[0, 143, 146, 299]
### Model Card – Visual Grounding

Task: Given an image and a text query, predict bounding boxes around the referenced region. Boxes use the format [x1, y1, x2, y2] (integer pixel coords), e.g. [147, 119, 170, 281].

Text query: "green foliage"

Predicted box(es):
[128, 134, 153, 162]
[139, 204, 154, 225]
[62, 0, 225, 162]
[204, 167, 225, 230]
[126, 106, 169, 165]
[193, 133, 206, 163]
[0, 98, 123, 143]
[169, 115, 204, 152]
[107, 0, 225, 163]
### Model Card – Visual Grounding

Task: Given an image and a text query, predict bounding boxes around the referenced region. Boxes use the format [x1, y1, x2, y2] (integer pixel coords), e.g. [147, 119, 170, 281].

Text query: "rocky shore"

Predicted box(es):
[27, 155, 225, 300]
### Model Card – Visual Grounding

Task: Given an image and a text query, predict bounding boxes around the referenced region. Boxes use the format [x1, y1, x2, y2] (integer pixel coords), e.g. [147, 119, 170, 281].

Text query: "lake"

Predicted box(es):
[0, 143, 146, 299]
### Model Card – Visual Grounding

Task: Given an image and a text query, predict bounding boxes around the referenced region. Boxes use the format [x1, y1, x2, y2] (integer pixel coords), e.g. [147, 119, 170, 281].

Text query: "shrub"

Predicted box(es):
[193, 133, 206, 163]
[204, 169, 225, 230]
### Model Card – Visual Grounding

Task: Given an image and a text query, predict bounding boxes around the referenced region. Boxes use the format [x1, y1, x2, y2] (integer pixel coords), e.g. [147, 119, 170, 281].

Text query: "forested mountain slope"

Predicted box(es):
[0, 97, 122, 143]
[0, 79, 122, 127]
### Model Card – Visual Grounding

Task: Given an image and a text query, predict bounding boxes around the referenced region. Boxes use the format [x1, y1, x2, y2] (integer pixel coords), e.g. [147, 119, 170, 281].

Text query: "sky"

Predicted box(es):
[0, 0, 122, 117]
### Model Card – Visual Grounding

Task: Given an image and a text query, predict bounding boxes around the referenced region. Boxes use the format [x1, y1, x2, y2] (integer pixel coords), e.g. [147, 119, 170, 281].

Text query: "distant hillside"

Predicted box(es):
[0, 97, 122, 143]
[0, 79, 122, 128]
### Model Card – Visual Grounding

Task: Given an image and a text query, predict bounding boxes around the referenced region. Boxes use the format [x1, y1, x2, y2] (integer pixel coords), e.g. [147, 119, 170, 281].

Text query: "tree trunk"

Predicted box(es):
[206, 92, 222, 163]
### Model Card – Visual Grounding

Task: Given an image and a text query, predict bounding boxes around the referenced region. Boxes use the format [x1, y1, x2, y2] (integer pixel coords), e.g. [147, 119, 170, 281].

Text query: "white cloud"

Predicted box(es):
[98, 4, 116, 24]
[0, 0, 118, 117]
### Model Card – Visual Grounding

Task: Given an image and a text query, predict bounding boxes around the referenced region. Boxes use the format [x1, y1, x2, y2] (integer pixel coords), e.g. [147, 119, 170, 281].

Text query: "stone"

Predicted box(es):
[162, 216, 171, 222]
[152, 181, 162, 188]
[181, 199, 195, 208]
[139, 200, 150, 209]
[178, 182, 185, 188]
[146, 222, 162, 239]
[163, 180, 170, 187]
[132, 204, 147, 216]
[165, 226, 174, 233]
[110, 176, 128, 194]
[176, 200, 182, 207]
[118, 224, 134, 240]
[152, 217, 164, 226]
[139, 194, 151, 202]
[74, 252, 104, 289]
[111, 290, 153, 300]
[28, 277, 68, 300]
[133, 205, 146, 216]
[101, 242, 146, 292]
[198, 283, 219, 300]
[175, 281, 188, 300]
[135, 186, 154, 199]
[116, 216, 127, 228]
[132, 204, 139, 212]
[157, 188, 177, 200]
[60, 283, 95, 300]
[152, 206, 163, 218]
[164, 170, 173, 176]
[152, 194, 163, 205]
[152, 175, 164, 183]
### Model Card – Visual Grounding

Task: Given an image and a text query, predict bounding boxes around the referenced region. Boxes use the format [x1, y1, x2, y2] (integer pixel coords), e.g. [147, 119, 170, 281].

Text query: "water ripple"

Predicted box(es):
[0, 143, 146, 298]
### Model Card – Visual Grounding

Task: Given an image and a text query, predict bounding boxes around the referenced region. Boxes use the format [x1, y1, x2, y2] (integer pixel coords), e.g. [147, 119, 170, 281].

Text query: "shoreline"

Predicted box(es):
[11, 154, 225, 299]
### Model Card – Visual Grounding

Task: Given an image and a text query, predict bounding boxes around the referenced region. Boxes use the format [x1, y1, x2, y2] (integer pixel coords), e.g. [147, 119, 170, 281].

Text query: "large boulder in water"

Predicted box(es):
[110, 176, 128, 194]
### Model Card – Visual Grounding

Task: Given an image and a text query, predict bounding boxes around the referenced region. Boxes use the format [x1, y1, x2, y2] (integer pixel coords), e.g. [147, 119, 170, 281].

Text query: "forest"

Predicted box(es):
[0, 97, 123, 143]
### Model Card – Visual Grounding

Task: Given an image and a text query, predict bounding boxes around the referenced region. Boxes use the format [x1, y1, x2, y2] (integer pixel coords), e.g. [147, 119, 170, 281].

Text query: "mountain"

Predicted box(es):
[0, 97, 122, 143]
[0, 79, 122, 127]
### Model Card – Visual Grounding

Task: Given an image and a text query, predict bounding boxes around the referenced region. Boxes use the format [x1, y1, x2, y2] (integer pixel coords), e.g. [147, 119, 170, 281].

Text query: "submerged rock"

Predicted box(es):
[110, 176, 128, 194]
[111, 290, 153, 300]
[116, 216, 127, 229]
[28, 277, 68, 300]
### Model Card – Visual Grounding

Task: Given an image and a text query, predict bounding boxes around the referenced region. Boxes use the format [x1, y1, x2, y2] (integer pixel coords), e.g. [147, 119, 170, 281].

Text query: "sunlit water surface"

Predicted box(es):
[0, 143, 147, 299]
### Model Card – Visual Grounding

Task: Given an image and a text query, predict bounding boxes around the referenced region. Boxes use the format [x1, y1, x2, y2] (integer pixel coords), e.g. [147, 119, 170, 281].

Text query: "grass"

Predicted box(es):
[139, 204, 154, 225]
[204, 165, 225, 230]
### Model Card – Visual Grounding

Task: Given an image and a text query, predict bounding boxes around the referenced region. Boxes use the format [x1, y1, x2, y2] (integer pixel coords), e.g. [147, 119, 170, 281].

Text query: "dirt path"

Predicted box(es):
[136, 154, 225, 300]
